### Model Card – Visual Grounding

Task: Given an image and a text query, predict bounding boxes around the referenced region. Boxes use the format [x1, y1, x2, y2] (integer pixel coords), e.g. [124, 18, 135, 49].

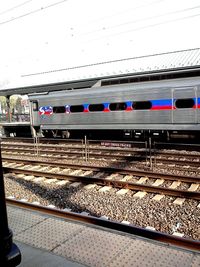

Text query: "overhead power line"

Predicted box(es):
[80, 4, 200, 37]
[0, 0, 68, 26]
[80, 11, 200, 43]
[0, 0, 32, 16]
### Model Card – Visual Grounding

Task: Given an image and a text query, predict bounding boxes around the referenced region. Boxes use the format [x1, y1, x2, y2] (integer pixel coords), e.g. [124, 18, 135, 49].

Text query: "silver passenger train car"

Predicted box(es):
[29, 76, 200, 139]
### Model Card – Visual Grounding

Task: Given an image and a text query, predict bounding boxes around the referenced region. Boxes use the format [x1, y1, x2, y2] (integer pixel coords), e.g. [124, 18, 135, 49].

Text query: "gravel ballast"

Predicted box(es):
[5, 173, 200, 240]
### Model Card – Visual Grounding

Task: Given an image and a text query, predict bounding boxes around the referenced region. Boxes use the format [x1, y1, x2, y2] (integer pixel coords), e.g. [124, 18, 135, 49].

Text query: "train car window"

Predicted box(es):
[175, 98, 195, 108]
[70, 105, 84, 113]
[53, 106, 66, 113]
[89, 104, 104, 112]
[132, 101, 152, 110]
[32, 101, 38, 111]
[109, 102, 127, 111]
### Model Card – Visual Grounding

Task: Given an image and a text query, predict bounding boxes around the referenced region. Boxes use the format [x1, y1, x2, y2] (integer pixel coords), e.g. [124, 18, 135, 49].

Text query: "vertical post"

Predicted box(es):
[84, 135, 87, 162]
[0, 142, 21, 265]
[81, 139, 84, 159]
[87, 139, 89, 161]
[34, 136, 39, 157]
[145, 140, 148, 165]
[153, 141, 156, 166]
[149, 137, 152, 169]
[6, 96, 11, 123]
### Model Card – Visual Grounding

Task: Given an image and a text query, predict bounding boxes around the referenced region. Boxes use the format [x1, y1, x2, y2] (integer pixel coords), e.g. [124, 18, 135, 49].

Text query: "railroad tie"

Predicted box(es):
[151, 179, 166, 200]
[23, 175, 35, 181]
[62, 208, 72, 212]
[152, 179, 164, 186]
[28, 166, 41, 171]
[169, 181, 181, 189]
[15, 174, 26, 178]
[45, 178, 58, 184]
[19, 164, 32, 170]
[69, 182, 82, 188]
[188, 184, 199, 192]
[3, 162, 14, 167]
[47, 204, 56, 208]
[146, 226, 156, 231]
[93, 172, 105, 178]
[84, 184, 96, 190]
[56, 180, 69, 186]
[38, 167, 49, 172]
[32, 201, 40, 205]
[15, 164, 24, 168]
[168, 164, 175, 167]
[152, 194, 164, 201]
[99, 215, 109, 220]
[136, 177, 148, 184]
[80, 170, 93, 176]
[80, 211, 90, 216]
[173, 198, 185, 205]
[172, 232, 184, 237]
[69, 169, 83, 175]
[7, 196, 15, 199]
[116, 189, 129, 195]
[105, 173, 118, 180]
[4, 163, 19, 168]
[19, 198, 28, 202]
[60, 168, 71, 174]
[183, 165, 190, 169]
[50, 167, 60, 173]
[33, 177, 46, 183]
[99, 186, 112, 192]
[120, 175, 132, 182]
[133, 191, 147, 198]
[121, 221, 130, 225]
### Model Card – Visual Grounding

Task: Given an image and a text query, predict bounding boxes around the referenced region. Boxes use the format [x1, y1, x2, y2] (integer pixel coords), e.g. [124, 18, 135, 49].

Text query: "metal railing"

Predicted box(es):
[0, 114, 30, 123]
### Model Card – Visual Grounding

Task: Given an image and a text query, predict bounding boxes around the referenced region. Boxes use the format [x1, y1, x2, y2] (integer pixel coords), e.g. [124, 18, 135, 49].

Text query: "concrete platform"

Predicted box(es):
[16, 241, 86, 267]
[7, 205, 200, 267]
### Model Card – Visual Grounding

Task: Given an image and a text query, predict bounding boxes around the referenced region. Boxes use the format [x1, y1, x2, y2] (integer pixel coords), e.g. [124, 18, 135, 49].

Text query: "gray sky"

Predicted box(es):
[0, 0, 200, 89]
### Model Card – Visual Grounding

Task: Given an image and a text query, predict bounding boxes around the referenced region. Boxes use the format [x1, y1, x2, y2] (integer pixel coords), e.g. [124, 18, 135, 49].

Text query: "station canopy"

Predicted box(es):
[1, 48, 200, 96]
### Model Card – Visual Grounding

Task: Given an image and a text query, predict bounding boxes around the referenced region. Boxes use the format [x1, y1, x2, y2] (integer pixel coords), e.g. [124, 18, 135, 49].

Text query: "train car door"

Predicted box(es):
[29, 100, 40, 126]
[172, 88, 197, 124]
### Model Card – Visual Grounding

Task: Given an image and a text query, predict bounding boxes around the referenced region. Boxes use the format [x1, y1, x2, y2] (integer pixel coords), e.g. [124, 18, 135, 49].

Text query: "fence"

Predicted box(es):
[0, 114, 30, 122]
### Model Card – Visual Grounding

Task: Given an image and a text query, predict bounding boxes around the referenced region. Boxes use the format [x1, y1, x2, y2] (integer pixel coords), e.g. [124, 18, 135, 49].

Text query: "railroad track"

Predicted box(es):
[2, 143, 200, 172]
[3, 157, 200, 200]
[6, 198, 200, 252]
[2, 152, 200, 177]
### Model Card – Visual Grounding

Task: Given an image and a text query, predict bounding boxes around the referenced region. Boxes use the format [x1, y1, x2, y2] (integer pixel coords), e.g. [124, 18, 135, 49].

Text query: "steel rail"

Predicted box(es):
[2, 148, 200, 170]
[6, 198, 200, 252]
[3, 157, 200, 183]
[2, 145, 200, 166]
[2, 142, 200, 157]
[3, 166, 200, 200]
[1, 146, 145, 158]
[1, 140, 200, 158]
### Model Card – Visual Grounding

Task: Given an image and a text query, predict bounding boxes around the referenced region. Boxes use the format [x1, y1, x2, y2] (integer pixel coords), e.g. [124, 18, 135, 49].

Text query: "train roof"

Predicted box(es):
[28, 76, 200, 99]
[1, 48, 200, 96]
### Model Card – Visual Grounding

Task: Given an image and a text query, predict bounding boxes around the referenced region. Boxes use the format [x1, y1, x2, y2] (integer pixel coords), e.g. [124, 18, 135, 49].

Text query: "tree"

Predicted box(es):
[0, 96, 6, 113]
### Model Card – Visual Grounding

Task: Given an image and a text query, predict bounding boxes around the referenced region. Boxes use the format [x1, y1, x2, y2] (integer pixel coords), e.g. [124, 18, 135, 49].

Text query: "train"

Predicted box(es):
[28, 76, 200, 140]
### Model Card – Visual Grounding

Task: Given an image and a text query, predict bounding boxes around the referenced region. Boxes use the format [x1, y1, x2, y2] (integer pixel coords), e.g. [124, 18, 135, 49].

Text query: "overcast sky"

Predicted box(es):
[0, 0, 200, 89]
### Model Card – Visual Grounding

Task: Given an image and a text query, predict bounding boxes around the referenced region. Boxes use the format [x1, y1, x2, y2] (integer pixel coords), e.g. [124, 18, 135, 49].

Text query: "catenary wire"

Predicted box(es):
[0, 0, 32, 16]
[0, 0, 69, 26]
